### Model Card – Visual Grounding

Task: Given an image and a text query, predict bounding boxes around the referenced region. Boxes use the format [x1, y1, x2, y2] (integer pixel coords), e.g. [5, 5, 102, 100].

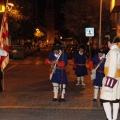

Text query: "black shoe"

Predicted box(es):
[61, 98, 65, 102]
[52, 98, 58, 101]
[93, 99, 97, 102]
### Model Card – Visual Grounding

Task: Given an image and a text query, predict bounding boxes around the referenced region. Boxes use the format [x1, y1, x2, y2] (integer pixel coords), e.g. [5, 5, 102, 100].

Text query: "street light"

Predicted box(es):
[99, 0, 102, 47]
[36, 28, 40, 32]
[7, 3, 14, 11]
[0, 5, 5, 12]
[7, 3, 14, 7]
[0, 2, 14, 13]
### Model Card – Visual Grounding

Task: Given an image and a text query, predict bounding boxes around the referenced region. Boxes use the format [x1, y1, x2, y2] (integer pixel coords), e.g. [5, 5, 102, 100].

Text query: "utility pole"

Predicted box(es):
[36, 0, 38, 25]
[99, 0, 102, 47]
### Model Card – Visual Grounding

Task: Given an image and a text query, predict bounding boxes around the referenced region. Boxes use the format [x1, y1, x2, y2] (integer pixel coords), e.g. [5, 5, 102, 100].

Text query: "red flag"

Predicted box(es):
[0, 11, 9, 69]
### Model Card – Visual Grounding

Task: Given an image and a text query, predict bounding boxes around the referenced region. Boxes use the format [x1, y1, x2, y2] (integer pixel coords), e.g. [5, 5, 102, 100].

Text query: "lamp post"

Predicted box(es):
[6, 0, 8, 5]
[0, 0, 14, 13]
[99, 0, 102, 47]
[36, 28, 40, 45]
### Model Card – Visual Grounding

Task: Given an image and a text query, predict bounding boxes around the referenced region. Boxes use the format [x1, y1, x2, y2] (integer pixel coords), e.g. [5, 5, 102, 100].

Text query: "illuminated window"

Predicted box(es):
[0, 5, 5, 12]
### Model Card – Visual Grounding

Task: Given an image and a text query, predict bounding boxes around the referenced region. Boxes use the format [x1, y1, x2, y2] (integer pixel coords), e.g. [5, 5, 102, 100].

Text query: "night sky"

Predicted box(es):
[36, 0, 64, 28]
[37, 0, 45, 13]
[32, 0, 110, 30]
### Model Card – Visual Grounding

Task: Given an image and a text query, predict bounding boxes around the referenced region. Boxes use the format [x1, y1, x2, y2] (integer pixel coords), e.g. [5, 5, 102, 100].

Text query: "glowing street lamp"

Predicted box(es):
[7, 3, 14, 7]
[7, 3, 14, 11]
[0, 2, 14, 13]
[35, 28, 44, 37]
[110, 0, 115, 12]
[36, 28, 40, 32]
[0, 5, 5, 12]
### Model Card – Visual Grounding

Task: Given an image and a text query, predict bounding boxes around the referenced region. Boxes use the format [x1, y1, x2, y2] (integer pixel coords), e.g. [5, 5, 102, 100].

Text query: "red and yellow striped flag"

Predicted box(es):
[0, 11, 9, 69]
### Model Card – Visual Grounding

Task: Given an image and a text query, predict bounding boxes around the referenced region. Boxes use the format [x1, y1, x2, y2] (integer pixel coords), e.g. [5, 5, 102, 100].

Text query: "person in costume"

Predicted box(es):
[73, 45, 88, 86]
[0, 47, 8, 91]
[45, 45, 68, 102]
[100, 36, 120, 120]
[90, 48, 106, 101]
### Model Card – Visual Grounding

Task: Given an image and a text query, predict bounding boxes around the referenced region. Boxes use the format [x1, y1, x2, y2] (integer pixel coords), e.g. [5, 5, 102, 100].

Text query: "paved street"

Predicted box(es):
[0, 50, 119, 120]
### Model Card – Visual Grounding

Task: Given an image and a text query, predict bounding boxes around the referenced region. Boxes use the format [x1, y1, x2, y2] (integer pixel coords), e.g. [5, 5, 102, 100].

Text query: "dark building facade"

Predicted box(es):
[110, 0, 120, 37]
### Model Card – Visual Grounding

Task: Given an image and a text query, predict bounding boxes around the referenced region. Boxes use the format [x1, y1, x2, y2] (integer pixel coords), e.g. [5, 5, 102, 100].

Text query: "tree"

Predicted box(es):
[6, 0, 43, 44]
[61, 0, 110, 44]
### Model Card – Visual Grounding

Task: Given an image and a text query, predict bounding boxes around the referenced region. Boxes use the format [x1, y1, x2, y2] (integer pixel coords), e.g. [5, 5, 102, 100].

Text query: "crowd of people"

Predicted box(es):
[45, 36, 120, 120]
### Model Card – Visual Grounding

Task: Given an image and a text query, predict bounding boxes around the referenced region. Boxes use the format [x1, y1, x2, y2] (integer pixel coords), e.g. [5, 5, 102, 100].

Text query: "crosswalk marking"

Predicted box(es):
[9, 60, 43, 65]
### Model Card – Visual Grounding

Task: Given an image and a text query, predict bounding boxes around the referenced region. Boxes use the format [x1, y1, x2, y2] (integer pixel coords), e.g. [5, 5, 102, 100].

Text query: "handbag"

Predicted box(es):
[91, 58, 104, 80]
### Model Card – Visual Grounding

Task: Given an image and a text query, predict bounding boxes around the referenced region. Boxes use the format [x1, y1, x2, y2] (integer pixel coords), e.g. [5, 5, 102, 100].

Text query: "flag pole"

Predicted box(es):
[6, 0, 8, 7]
[2, 0, 9, 91]
[2, 69, 4, 91]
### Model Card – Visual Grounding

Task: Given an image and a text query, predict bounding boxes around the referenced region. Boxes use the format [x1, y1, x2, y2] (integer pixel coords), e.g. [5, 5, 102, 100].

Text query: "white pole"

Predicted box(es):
[89, 37, 91, 59]
[99, 0, 102, 47]
[6, 0, 8, 8]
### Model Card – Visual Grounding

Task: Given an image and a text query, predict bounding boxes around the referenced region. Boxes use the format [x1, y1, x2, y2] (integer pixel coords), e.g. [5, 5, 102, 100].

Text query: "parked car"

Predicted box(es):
[9, 45, 26, 59]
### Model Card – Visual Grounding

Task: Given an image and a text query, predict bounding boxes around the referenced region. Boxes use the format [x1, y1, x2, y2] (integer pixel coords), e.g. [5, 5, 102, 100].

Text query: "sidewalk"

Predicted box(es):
[0, 108, 106, 120]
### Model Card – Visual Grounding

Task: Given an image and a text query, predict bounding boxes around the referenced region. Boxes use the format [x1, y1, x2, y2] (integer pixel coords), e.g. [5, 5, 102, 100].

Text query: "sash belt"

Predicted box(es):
[96, 70, 104, 73]
[77, 64, 85, 66]
[56, 67, 65, 69]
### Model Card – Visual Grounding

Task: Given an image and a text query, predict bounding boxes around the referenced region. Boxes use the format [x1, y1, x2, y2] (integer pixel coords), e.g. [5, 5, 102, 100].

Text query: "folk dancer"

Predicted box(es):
[45, 45, 68, 101]
[100, 36, 120, 120]
[90, 48, 106, 101]
[73, 45, 88, 86]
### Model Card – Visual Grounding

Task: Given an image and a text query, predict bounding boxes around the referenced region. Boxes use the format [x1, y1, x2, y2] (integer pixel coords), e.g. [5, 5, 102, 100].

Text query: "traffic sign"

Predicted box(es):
[85, 28, 94, 37]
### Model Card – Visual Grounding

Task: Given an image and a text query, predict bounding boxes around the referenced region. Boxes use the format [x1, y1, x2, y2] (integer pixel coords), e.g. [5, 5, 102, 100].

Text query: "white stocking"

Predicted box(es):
[81, 76, 85, 85]
[113, 103, 119, 120]
[94, 86, 99, 99]
[81, 76, 84, 82]
[52, 83, 59, 99]
[77, 77, 80, 83]
[61, 84, 66, 99]
[103, 102, 112, 120]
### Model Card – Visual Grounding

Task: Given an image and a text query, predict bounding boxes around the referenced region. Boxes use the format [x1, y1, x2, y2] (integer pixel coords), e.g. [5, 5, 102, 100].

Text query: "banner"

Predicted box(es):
[0, 11, 9, 70]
